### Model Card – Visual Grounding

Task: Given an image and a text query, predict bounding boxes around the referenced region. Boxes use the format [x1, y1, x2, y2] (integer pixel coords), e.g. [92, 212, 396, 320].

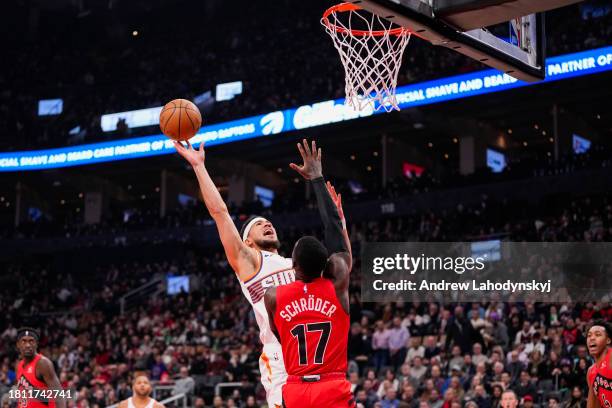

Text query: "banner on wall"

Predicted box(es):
[1, 47, 611, 172]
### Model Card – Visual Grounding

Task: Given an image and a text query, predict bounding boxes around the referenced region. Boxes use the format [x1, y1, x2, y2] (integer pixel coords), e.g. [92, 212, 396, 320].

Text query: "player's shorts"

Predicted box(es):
[282, 372, 355, 408]
[259, 343, 287, 408]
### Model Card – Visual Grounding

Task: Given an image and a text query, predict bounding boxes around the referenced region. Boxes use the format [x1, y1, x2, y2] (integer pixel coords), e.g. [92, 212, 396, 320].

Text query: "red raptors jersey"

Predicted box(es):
[16, 354, 56, 408]
[588, 348, 612, 408]
[274, 277, 349, 376]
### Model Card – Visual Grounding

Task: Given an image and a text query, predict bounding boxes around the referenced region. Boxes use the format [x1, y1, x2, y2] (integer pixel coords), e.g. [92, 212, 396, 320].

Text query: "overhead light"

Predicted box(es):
[373, 151, 379, 157]
[444, 153, 449, 159]
[427, 142, 433, 148]
[276, 167, 282, 173]
[293, 178, 300, 183]
[366, 165, 372, 171]
[596, 114, 601, 119]
[141, 195, 146, 200]
[5, 202, 9, 207]
[78, 193, 83, 198]
[452, 138, 458, 143]
[547, 152, 552, 157]
[542, 130, 547, 136]
[534, 124, 539, 130]
[507, 129, 513, 134]
[549, 137, 554, 143]
[0, 197, 4, 202]
[523, 141, 528, 147]
[155, 187, 160, 192]
[132, 30, 139, 37]
[350, 155, 356, 160]
[60, 200, 66, 205]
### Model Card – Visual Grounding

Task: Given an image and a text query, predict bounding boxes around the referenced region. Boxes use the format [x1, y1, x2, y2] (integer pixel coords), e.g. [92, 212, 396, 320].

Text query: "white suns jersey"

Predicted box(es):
[127, 398, 154, 408]
[239, 250, 295, 345]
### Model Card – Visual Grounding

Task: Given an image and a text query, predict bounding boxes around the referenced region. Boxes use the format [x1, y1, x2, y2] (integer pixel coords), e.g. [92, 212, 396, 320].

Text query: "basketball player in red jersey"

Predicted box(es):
[265, 236, 352, 407]
[15, 328, 65, 408]
[587, 321, 612, 408]
[117, 375, 164, 408]
[264, 143, 353, 407]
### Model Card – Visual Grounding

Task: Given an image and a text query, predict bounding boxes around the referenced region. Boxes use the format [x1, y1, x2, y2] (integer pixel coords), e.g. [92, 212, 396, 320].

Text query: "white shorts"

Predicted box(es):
[259, 342, 287, 407]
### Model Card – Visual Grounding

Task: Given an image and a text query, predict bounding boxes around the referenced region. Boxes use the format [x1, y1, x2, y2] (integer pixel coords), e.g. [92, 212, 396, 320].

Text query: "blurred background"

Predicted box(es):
[0, 0, 611, 407]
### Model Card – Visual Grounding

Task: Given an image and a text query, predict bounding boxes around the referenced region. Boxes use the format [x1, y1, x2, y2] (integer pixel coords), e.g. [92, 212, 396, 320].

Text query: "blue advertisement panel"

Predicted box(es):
[1, 47, 610, 172]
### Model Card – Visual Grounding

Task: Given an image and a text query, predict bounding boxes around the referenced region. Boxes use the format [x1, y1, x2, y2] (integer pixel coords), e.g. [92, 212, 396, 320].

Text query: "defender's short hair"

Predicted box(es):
[293, 236, 328, 279]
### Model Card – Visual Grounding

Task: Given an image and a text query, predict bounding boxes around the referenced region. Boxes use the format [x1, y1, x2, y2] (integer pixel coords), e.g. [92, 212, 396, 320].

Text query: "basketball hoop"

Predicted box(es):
[321, 3, 411, 112]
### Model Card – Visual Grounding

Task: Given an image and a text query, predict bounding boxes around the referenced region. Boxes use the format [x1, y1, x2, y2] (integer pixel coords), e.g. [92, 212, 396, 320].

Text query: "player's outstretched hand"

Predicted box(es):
[326, 181, 345, 220]
[290, 139, 323, 180]
[173, 140, 205, 168]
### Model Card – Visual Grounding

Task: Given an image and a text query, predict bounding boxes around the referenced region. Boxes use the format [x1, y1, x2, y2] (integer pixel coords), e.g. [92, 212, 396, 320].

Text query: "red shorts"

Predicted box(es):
[282, 373, 355, 408]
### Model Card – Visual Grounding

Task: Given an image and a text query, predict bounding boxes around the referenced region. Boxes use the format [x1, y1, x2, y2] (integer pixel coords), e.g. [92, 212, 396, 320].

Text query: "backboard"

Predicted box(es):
[345, 0, 582, 82]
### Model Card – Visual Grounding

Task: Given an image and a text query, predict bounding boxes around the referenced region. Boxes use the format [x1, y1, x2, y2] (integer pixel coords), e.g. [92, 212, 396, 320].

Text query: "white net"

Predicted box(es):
[321, 3, 411, 112]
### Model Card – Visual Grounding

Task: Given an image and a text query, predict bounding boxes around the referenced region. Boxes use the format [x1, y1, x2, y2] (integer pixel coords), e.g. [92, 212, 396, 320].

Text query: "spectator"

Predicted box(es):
[381, 388, 400, 408]
[424, 336, 441, 360]
[525, 332, 546, 356]
[377, 369, 399, 399]
[471, 343, 487, 367]
[548, 396, 561, 408]
[356, 389, 375, 408]
[389, 317, 410, 370]
[171, 366, 195, 397]
[500, 389, 519, 408]
[513, 370, 536, 399]
[409, 356, 427, 385]
[406, 337, 425, 363]
[373, 321, 392, 372]
[491, 384, 504, 408]
[515, 321, 535, 346]
[445, 306, 479, 354]
[471, 384, 491, 408]
[563, 386, 586, 408]
[399, 383, 418, 408]
[522, 395, 535, 408]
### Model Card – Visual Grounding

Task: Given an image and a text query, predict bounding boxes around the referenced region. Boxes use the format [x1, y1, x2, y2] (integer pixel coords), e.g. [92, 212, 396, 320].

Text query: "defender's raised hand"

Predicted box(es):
[290, 139, 323, 180]
[326, 181, 345, 221]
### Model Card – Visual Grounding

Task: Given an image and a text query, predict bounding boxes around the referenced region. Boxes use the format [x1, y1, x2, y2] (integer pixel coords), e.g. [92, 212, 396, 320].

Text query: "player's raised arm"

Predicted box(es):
[325, 181, 352, 270]
[174, 141, 258, 279]
[290, 139, 352, 268]
[37, 357, 66, 408]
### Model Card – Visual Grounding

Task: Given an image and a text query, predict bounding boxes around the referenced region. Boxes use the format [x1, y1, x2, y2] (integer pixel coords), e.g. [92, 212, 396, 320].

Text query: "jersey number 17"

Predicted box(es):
[290, 321, 332, 365]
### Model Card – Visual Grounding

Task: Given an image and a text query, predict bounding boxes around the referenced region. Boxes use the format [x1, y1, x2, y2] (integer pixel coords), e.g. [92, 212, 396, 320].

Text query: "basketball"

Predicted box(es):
[159, 99, 202, 141]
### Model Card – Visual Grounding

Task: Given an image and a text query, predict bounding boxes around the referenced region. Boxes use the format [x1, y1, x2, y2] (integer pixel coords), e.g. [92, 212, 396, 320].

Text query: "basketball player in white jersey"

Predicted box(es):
[174, 139, 351, 408]
[117, 375, 164, 408]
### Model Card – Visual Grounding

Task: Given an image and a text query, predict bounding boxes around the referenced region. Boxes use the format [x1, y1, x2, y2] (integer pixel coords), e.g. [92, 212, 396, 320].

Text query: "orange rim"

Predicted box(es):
[322, 3, 409, 37]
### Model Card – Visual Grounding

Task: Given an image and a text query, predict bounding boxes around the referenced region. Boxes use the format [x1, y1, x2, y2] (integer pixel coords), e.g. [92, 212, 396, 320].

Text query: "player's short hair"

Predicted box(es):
[132, 373, 150, 385]
[293, 236, 328, 279]
[16, 327, 39, 342]
[240, 215, 265, 241]
[587, 320, 611, 338]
